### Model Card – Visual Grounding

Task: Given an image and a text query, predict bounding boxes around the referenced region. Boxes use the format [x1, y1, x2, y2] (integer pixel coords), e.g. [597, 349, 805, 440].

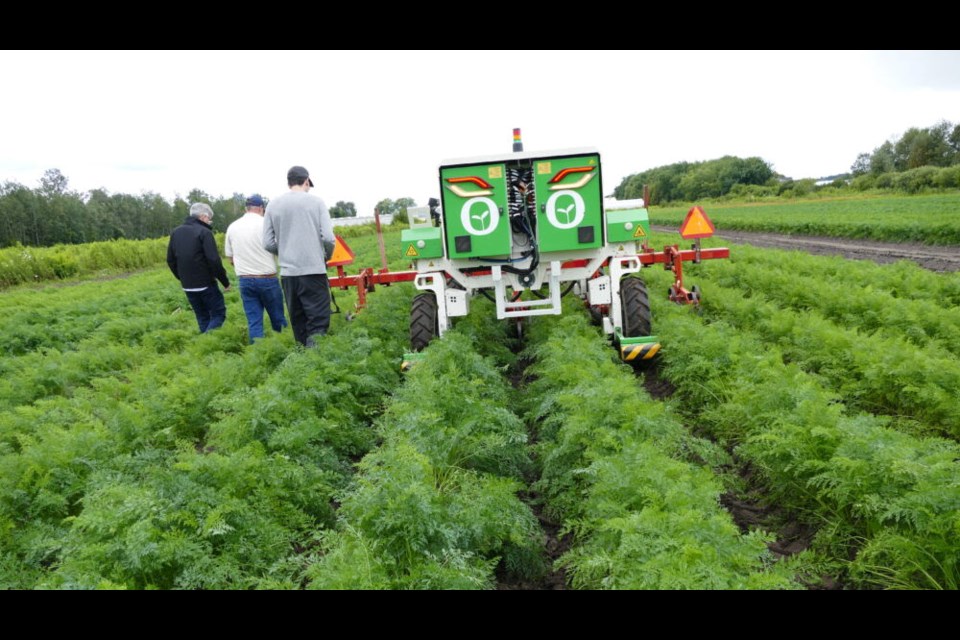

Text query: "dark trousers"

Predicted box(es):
[184, 286, 226, 333]
[281, 274, 331, 346]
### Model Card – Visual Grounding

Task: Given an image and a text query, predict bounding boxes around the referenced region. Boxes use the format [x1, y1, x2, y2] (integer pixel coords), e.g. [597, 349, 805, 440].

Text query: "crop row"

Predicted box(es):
[306, 311, 542, 589]
[0, 222, 406, 290]
[522, 305, 797, 589]
[0, 228, 408, 410]
[708, 242, 960, 306]
[684, 276, 960, 439]
[648, 279, 960, 589]
[704, 247, 960, 357]
[654, 194, 960, 245]
[0, 285, 410, 588]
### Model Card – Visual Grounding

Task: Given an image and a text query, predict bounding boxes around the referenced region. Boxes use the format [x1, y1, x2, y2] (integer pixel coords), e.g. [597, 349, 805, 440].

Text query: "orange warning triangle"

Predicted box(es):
[679, 206, 716, 239]
[325, 236, 356, 267]
[633, 225, 646, 238]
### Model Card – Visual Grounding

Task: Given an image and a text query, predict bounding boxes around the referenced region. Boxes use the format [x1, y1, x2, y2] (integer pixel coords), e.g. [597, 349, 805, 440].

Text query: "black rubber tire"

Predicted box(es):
[410, 293, 439, 352]
[620, 277, 653, 338]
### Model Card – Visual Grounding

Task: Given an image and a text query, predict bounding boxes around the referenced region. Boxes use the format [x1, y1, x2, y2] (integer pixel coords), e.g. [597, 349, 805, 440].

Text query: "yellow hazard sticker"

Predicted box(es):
[405, 244, 419, 257]
[537, 162, 552, 175]
[427, 261, 435, 267]
[488, 166, 502, 179]
[633, 225, 646, 238]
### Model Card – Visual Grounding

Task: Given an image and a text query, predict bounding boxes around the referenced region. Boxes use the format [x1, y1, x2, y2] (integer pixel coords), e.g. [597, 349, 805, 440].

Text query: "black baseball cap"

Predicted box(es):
[287, 165, 315, 187]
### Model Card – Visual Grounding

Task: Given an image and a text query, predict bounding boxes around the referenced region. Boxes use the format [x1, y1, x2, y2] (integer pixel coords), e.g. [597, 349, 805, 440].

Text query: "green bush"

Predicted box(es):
[891, 166, 939, 194]
[933, 166, 960, 189]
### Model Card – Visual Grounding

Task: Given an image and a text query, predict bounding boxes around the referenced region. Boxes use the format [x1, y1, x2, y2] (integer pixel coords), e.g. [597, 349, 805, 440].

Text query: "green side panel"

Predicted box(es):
[606, 208, 650, 243]
[401, 227, 443, 259]
[532, 154, 603, 252]
[439, 164, 511, 259]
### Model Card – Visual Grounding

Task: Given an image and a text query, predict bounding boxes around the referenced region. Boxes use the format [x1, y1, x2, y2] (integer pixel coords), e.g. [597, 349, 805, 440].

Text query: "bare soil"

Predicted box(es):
[652, 226, 960, 272]
[637, 361, 843, 589]
[496, 353, 569, 590]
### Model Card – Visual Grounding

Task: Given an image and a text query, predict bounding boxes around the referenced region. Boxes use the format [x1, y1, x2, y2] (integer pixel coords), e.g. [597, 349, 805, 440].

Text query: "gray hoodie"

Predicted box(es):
[262, 191, 336, 276]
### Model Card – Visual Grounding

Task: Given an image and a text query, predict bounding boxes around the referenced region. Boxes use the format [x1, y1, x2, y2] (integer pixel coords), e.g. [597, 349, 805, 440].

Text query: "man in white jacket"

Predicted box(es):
[225, 194, 288, 343]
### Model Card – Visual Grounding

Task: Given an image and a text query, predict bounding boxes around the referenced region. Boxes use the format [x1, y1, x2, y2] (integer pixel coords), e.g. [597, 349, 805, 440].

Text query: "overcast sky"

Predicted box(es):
[2, 50, 959, 217]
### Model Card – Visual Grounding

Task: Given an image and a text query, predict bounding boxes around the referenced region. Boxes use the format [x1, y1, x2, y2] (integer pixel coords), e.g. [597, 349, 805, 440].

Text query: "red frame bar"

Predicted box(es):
[329, 267, 417, 312]
[637, 247, 729, 265]
[330, 246, 728, 313]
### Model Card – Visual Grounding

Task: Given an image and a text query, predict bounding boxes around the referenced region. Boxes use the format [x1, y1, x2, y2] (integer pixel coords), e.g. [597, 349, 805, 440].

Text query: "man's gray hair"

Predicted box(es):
[189, 203, 214, 219]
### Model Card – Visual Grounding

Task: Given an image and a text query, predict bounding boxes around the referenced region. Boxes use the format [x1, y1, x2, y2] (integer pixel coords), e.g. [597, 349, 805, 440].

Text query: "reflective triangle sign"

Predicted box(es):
[325, 236, 356, 267]
[679, 206, 716, 239]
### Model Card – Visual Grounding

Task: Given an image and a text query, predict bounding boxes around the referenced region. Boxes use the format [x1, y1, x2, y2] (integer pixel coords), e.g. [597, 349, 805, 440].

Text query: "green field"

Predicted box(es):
[2, 216, 960, 589]
[654, 194, 960, 245]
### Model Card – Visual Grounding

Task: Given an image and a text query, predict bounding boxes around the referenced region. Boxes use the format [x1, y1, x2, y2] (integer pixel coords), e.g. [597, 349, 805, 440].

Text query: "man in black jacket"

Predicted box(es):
[167, 203, 231, 333]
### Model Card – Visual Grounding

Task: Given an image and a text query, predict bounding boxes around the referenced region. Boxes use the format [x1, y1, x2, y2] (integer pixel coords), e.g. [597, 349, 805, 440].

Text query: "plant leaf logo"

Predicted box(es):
[472, 208, 490, 231]
[460, 197, 500, 236]
[545, 190, 586, 230]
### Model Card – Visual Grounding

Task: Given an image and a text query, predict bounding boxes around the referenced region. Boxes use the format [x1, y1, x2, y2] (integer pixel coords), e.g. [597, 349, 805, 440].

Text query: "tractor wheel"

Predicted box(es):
[410, 293, 439, 352]
[620, 277, 653, 338]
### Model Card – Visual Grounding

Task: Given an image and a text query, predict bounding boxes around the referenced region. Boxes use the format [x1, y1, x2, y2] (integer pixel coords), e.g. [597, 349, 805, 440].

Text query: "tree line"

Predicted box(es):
[846, 120, 960, 193]
[614, 120, 960, 206]
[852, 120, 960, 176]
[0, 169, 417, 248]
[613, 156, 774, 205]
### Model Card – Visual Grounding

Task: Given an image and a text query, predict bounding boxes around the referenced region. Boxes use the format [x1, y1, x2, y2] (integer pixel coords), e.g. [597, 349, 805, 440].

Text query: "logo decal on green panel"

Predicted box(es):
[545, 190, 585, 230]
[460, 197, 500, 236]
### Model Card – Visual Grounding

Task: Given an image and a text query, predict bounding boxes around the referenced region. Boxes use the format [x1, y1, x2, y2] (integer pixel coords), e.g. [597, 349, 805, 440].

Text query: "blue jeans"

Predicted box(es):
[239, 277, 287, 342]
[184, 286, 226, 333]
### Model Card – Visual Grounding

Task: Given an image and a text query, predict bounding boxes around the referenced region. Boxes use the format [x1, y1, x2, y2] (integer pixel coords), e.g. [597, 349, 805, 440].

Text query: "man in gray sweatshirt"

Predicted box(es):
[263, 165, 336, 347]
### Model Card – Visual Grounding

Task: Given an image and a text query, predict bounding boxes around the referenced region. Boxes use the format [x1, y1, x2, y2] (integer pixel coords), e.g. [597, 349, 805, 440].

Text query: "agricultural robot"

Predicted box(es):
[327, 130, 729, 365]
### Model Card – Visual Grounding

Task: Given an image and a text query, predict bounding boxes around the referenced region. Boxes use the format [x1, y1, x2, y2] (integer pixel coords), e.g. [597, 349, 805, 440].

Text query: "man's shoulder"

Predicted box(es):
[269, 191, 326, 211]
[226, 216, 248, 231]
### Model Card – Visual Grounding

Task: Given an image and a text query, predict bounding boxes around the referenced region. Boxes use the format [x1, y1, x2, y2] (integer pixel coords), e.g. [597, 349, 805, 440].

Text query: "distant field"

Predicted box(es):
[0, 222, 403, 290]
[653, 194, 960, 245]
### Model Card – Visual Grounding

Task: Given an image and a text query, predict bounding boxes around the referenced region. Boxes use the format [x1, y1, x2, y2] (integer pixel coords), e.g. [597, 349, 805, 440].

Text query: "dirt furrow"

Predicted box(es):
[651, 225, 960, 272]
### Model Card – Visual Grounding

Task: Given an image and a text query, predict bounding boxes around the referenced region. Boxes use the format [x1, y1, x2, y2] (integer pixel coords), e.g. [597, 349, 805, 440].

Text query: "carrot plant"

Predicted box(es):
[522, 309, 797, 589]
[307, 328, 542, 589]
[0, 275, 411, 588]
[654, 194, 960, 245]
[652, 295, 960, 589]
[705, 248, 960, 356]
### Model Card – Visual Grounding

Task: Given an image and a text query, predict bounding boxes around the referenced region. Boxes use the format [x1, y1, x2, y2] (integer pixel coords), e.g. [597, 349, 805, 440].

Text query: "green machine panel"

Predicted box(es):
[606, 208, 650, 243]
[532, 154, 603, 252]
[401, 226, 443, 259]
[440, 163, 511, 259]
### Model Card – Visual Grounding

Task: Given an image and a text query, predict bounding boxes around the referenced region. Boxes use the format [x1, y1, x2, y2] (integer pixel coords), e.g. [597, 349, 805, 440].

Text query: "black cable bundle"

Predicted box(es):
[507, 166, 536, 237]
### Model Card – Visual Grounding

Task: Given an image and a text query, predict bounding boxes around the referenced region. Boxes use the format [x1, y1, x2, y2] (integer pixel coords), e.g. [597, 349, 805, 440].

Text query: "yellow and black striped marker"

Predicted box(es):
[621, 342, 660, 361]
[401, 353, 426, 372]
